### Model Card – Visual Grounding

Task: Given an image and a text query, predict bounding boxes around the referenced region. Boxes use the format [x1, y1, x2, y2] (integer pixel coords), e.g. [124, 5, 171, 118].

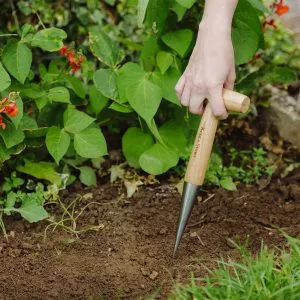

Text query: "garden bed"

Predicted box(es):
[0, 174, 299, 299]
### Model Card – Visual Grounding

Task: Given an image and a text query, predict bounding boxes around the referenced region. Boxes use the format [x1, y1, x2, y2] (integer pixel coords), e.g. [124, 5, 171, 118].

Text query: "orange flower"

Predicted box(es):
[0, 97, 8, 105]
[71, 63, 81, 72]
[0, 101, 18, 117]
[276, 0, 289, 16]
[263, 19, 277, 30]
[0, 115, 6, 129]
[67, 51, 76, 64]
[58, 44, 84, 73]
[5, 103, 18, 117]
[59, 45, 69, 56]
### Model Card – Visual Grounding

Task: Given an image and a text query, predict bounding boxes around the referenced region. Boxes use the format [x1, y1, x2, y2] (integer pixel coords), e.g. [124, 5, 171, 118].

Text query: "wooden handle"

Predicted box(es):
[184, 89, 250, 186]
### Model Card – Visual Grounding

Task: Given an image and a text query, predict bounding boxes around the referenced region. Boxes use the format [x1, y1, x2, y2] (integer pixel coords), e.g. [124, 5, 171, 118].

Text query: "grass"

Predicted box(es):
[170, 236, 300, 300]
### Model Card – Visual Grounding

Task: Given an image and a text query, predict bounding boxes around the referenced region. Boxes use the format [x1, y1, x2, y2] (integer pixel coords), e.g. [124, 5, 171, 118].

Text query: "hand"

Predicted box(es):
[175, 23, 236, 119]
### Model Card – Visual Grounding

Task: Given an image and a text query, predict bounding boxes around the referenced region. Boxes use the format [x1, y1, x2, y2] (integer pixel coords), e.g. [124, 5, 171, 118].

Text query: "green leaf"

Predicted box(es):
[74, 128, 107, 158]
[0, 139, 11, 163]
[232, 0, 262, 65]
[109, 102, 133, 113]
[5, 198, 49, 223]
[88, 85, 109, 115]
[79, 166, 97, 186]
[89, 30, 123, 67]
[171, 2, 188, 21]
[31, 28, 67, 51]
[126, 79, 162, 121]
[65, 75, 86, 99]
[262, 67, 297, 85]
[157, 51, 173, 74]
[140, 36, 159, 71]
[24, 127, 48, 138]
[46, 127, 71, 164]
[5, 192, 17, 209]
[151, 67, 181, 106]
[139, 143, 179, 175]
[93, 69, 118, 100]
[17, 160, 62, 186]
[175, 0, 196, 9]
[122, 127, 154, 168]
[248, 0, 269, 13]
[137, 0, 150, 27]
[220, 177, 237, 191]
[20, 115, 38, 130]
[0, 140, 25, 163]
[0, 62, 11, 92]
[64, 107, 95, 133]
[118, 63, 162, 121]
[21, 84, 46, 99]
[159, 120, 187, 156]
[0, 122, 25, 148]
[3, 41, 32, 84]
[9, 96, 23, 129]
[47, 87, 70, 103]
[162, 29, 194, 57]
[145, 0, 169, 30]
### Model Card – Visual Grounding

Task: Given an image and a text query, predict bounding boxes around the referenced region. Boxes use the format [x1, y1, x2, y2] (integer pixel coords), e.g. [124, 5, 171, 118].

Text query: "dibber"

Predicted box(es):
[173, 89, 250, 257]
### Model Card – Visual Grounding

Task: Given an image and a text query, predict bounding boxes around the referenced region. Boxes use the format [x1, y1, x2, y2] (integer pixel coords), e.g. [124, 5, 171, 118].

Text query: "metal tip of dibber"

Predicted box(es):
[173, 182, 199, 257]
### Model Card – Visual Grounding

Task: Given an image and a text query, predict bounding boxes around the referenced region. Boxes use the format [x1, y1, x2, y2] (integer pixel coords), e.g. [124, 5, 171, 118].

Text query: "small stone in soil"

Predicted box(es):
[190, 232, 197, 238]
[149, 271, 159, 280]
[159, 227, 168, 235]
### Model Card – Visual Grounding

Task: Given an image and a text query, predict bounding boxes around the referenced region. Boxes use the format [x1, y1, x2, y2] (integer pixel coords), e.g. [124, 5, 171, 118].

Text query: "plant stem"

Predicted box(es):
[36, 12, 46, 29]
[0, 34, 18, 37]
[9, 0, 21, 35]
[146, 118, 166, 146]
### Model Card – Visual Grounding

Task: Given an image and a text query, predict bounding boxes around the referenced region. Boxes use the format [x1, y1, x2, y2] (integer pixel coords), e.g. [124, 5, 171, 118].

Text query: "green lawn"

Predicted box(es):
[170, 236, 300, 300]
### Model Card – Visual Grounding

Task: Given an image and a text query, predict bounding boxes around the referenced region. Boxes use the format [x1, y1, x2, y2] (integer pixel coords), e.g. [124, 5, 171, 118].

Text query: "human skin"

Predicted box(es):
[175, 0, 238, 119]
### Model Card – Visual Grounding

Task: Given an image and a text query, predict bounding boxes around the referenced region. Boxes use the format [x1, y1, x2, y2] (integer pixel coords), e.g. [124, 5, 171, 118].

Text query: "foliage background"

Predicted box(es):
[0, 0, 299, 221]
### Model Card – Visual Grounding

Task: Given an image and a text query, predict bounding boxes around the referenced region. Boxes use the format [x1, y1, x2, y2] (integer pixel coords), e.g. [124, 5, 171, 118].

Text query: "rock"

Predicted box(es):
[264, 89, 300, 149]
[149, 271, 158, 280]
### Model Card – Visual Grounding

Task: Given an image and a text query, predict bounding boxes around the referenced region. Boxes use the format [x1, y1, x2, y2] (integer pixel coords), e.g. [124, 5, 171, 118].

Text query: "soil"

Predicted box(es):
[0, 175, 299, 300]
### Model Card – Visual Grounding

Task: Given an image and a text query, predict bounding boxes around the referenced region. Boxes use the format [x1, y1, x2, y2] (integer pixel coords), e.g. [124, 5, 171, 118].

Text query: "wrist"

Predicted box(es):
[200, 0, 237, 34]
[199, 20, 232, 36]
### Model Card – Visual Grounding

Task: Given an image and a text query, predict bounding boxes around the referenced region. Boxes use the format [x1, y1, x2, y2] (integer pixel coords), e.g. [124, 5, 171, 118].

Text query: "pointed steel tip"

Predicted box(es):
[172, 182, 199, 258]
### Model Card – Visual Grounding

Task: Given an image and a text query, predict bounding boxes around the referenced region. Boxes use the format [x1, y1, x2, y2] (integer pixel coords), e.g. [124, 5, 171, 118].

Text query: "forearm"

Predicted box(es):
[200, 0, 238, 33]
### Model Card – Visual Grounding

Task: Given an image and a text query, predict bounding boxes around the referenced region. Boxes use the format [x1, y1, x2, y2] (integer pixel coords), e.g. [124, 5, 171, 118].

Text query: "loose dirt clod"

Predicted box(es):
[0, 182, 299, 299]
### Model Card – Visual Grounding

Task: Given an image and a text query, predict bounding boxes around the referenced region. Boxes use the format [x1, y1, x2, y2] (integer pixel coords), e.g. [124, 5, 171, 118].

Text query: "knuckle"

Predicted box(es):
[192, 79, 204, 89]
[206, 81, 221, 92]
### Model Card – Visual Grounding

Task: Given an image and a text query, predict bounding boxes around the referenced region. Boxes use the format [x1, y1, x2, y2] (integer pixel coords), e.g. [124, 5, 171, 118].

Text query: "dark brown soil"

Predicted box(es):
[0, 178, 299, 300]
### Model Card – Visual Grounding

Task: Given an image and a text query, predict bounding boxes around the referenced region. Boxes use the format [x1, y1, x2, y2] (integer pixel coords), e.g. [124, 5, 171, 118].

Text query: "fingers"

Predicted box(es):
[189, 89, 205, 115]
[175, 75, 231, 119]
[224, 68, 236, 90]
[180, 84, 191, 107]
[208, 85, 228, 120]
[175, 76, 186, 100]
